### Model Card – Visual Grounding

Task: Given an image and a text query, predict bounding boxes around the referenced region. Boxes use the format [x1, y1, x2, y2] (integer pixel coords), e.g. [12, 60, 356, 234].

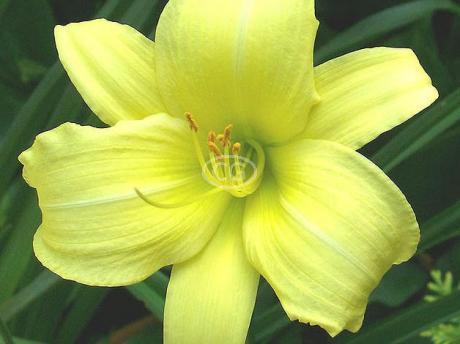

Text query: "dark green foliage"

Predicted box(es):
[0, 0, 458, 343]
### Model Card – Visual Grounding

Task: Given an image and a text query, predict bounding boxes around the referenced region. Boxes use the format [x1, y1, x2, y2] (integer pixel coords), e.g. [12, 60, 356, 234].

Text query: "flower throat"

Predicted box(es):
[185, 113, 265, 198]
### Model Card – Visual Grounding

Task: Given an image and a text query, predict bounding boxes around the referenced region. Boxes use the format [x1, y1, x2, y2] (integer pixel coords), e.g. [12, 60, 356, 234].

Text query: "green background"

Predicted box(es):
[0, 0, 459, 343]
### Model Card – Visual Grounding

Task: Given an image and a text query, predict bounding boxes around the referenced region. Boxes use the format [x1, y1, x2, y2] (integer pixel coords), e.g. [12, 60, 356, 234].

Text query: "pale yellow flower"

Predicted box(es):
[19, 0, 438, 342]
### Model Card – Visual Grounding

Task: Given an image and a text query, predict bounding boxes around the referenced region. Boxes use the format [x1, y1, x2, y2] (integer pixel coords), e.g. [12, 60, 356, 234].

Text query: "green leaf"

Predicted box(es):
[0, 0, 56, 98]
[0, 178, 22, 242]
[268, 323, 303, 344]
[0, 271, 60, 323]
[418, 200, 460, 253]
[336, 290, 460, 344]
[0, 81, 27, 137]
[386, 125, 459, 223]
[55, 287, 108, 344]
[0, 3, 169, 340]
[251, 304, 290, 344]
[0, 191, 41, 303]
[370, 263, 429, 307]
[0, 64, 67, 197]
[13, 281, 77, 341]
[0, 0, 12, 19]
[0, 0, 56, 67]
[126, 271, 169, 321]
[249, 280, 290, 343]
[372, 88, 460, 172]
[10, 338, 45, 344]
[436, 241, 460, 279]
[17, 59, 48, 84]
[0, 316, 13, 344]
[316, 0, 460, 63]
[0, 0, 167, 304]
[119, 0, 163, 32]
[0, 0, 163, 198]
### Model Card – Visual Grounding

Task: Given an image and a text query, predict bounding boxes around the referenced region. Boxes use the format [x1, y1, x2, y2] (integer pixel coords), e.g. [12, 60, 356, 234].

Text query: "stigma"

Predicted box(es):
[186, 113, 265, 198]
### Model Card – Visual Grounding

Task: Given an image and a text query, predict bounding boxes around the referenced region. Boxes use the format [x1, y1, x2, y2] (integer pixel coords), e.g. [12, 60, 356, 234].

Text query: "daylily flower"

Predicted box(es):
[19, 0, 438, 342]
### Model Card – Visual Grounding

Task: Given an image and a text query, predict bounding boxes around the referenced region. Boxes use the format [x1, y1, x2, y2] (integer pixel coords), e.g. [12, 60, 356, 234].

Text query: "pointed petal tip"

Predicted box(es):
[17, 149, 27, 166]
[54, 21, 83, 42]
[430, 84, 440, 102]
[54, 18, 165, 125]
[304, 47, 441, 149]
[53, 24, 63, 33]
[401, 47, 439, 103]
[17, 150, 32, 187]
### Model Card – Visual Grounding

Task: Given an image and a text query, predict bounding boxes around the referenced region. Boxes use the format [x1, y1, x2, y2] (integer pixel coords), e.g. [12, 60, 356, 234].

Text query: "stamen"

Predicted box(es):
[208, 150, 223, 180]
[207, 131, 221, 177]
[208, 141, 223, 160]
[184, 113, 214, 181]
[182, 114, 265, 198]
[208, 131, 217, 143]
[185, 112, 199, 132]
[210, 138, 264, 198]
[223, 141, 231, 182]
[136, 114, 264, 205]
[232, 147, 243, 185]
[223, 124, 233, 146]
[232, 142, 241, 155]
[216, 134, 225, 146]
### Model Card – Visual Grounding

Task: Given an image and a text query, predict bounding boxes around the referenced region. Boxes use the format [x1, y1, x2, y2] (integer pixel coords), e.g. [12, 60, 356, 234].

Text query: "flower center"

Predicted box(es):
[186, 113, 265, 198]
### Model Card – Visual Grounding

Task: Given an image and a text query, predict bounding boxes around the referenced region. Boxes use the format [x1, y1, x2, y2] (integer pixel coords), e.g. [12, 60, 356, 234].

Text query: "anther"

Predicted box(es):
[216, 134, 225, 145]
[232, 142, 241, 154]
[185, 112, 199, 132]
[208, 141, 223, 159]
[208, 131, 217, 143]
[184, 112, 213, 179]
[223, 124, 233, 146]
[180, 114, 264, 198]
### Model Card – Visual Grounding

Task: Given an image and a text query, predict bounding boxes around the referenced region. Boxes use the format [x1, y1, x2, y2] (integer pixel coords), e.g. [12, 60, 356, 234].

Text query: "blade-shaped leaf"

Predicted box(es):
[0, 271, 60, 322]
[126, 271, 169, 321]
[419, 200, 460, 253]
[316, 0, 460, 63]
[337, 290, 460, 344]
[0, 316, 13, 344]
[0, 0, 163, 197]
[55, 287, 108, 344]
[0, 0, 166, 304]
[0, 191, 41, 303]
[373, 88, 460, 172]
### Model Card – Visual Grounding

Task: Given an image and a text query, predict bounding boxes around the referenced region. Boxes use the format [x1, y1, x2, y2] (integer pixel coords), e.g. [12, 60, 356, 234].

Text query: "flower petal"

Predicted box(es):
[164, 201, 259, 344]
[55, 19, 166, 125]
[303, 48, 438, 150]
[19, 114, 229, 286]
[243, 139, 420, 336]
[155, 0, 319, 144]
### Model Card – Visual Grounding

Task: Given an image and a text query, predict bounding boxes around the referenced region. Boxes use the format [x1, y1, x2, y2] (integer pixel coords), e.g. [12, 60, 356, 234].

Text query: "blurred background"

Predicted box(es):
[0, 0, 459, 343]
